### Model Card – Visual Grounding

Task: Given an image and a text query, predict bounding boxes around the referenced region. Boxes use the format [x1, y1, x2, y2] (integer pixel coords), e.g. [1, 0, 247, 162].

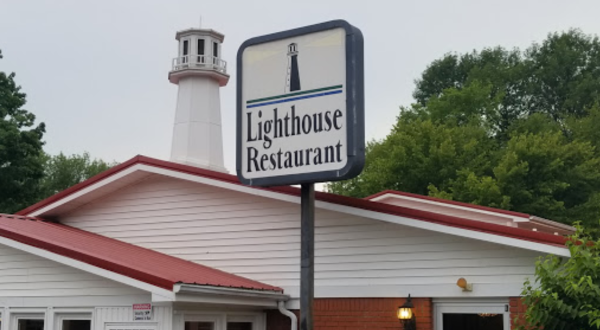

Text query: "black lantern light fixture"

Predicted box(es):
[397, 294, 416, 330]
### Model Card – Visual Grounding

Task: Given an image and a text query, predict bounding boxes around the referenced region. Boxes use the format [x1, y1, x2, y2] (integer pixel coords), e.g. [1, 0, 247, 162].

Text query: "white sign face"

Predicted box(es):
[237, 21, 364, 186]
[132, 304, 152, 321]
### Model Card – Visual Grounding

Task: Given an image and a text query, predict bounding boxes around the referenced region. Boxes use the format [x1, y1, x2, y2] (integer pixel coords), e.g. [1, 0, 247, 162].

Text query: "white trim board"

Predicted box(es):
[370, 193, 528, 222]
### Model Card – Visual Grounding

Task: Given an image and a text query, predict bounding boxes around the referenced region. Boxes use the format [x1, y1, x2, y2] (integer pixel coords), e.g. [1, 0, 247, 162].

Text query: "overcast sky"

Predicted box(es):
[1, 0, 599, 173]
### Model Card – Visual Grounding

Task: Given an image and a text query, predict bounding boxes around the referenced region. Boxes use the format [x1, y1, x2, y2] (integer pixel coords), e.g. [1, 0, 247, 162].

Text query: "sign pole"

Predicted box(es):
[300, 182, 315, 330]
[237, 21, 364, 330]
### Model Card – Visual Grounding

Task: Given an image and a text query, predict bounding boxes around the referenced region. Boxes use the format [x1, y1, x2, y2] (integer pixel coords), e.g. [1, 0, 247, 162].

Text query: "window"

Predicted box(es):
[55, 313, 92, 330]
[62, 320, 91, 330]
[18, 320, 44, 330]
[182, 40, 189, 63]
[184, 315, 220, 330]
[11, 314, 45, 330]
[183, 40, 189, 56]
[181, 313, 263, 330]
[185, 322, 213, 330]
[213, 42, 218, 58]
[226, 315, 260, 330]
[434, 300, 509, 330]
[226, 323, 252, 330]
[105, 324, 156, 330]
[198, 39, 205, 55]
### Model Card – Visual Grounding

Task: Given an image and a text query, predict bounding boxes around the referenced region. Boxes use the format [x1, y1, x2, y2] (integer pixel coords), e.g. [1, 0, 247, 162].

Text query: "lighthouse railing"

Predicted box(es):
[172, 55, 227, 73]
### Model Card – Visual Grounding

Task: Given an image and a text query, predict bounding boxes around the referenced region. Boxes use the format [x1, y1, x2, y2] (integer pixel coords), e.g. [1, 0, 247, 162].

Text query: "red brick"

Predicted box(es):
[267, 297, 433, 330]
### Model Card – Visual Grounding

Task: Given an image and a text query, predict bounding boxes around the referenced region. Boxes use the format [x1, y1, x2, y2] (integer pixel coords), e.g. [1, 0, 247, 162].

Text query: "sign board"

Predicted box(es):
[132, 304, 152, 321]
[237, 20, 364, 186]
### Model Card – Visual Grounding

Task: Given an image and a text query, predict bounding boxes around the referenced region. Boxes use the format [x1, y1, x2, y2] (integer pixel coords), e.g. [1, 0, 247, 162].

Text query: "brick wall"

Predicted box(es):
[266, 297, 433, 330]
[509, 296, 528, 329]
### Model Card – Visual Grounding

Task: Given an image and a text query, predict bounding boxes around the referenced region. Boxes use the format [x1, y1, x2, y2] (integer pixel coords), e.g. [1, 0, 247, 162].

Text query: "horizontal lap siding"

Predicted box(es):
[61, 175, 542, 298]
[0, 244, 145, 297]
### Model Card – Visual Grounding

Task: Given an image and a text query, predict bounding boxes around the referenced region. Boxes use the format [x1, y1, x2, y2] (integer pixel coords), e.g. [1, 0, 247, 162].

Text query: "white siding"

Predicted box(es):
[94, 306, 172, 330]
[61, 175, 544, 298]
[0, 243, 146, 299]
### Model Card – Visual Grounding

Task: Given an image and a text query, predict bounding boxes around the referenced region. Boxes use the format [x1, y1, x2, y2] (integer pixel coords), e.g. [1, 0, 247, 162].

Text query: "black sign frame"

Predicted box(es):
[236, 20, 365, 187]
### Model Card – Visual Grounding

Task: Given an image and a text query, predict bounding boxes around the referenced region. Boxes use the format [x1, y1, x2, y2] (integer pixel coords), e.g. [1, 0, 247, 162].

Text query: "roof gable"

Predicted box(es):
[17, 155, 569, 256]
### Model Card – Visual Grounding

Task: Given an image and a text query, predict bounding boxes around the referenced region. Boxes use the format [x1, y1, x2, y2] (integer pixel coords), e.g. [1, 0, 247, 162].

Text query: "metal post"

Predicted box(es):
[300, 183, 315, 330]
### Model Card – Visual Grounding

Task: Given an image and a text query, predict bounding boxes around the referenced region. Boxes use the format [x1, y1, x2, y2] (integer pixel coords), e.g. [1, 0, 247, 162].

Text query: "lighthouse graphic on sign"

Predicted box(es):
[285, 43, 301, 92]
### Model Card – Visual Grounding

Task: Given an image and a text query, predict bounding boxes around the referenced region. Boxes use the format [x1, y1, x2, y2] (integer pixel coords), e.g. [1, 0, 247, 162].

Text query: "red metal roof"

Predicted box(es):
[365, 190, 530, 218]
[0, 214, 283, 292]
[17, 155, 567, 247]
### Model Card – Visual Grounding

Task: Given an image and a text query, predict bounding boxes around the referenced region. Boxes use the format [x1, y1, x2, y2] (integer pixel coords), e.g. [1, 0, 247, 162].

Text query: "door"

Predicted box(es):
[434, 300, 510, 330]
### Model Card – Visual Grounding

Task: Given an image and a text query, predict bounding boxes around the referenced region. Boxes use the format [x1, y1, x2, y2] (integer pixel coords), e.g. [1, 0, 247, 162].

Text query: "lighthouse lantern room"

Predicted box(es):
[168, 28, 229, 172]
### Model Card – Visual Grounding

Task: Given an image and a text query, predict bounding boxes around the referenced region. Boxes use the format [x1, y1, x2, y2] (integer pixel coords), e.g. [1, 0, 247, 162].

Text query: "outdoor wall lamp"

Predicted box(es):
[397, 294, 416, 330]
[457, 277, 473, 291]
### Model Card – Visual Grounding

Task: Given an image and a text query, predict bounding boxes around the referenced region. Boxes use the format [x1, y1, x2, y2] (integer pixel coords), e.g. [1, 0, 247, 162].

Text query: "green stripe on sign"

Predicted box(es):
[247, 85, 343, 104]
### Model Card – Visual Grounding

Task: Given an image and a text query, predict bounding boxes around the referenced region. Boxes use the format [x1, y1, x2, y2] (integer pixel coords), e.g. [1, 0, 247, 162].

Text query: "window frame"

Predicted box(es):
[184, 314, 222, 330]
[179, 312, 264, 330]
[53, 312, 92, 330]
[182, 39, 189, 56]
[104, 323, 157, 330]
[10, 312, 46, 330]
[434, 299, 510, 330]
[197, 39, 206, 56]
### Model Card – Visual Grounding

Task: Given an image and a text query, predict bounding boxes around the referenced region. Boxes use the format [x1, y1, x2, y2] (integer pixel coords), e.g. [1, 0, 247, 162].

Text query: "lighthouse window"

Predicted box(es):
[198, 39, 205, 55]
[182, 40, 189, 64]
[183, 40, 189, 56]
[213, 42, 218, 57]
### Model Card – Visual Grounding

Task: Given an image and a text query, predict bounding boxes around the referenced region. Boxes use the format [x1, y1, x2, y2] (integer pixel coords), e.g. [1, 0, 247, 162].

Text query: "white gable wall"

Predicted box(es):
[60, 174, 545, 300]
[0, 242, 149, 307]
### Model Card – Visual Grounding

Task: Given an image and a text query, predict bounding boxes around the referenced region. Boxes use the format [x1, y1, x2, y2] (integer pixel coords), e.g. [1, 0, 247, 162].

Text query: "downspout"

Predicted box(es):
[278, 301, 298, 330]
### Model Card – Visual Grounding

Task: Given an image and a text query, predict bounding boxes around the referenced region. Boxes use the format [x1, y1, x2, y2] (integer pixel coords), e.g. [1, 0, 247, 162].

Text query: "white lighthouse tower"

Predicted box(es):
[168, 28, 229, 172]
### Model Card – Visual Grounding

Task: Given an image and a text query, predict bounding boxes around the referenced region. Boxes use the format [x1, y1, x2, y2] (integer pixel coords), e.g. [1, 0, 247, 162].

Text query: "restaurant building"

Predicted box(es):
[0, 26, 572, 330]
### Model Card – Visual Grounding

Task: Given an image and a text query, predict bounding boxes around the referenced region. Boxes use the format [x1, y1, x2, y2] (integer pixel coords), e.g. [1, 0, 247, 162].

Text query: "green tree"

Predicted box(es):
[517, 223, 600, 330]
[569, 104, 600, 156]
[329, 110, 494, 198]
[0, 49, 46, 213]
[431, 124, 600, 228]
[329, 30, 600, 230]
[526, 30, 600, 120]
[38, 152, 116, 199]
[413, 29, 600, 136]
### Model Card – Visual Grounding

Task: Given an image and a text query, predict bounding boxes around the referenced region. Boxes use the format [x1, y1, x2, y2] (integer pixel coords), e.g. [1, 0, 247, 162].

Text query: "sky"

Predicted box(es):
[1, 0, 600, 174]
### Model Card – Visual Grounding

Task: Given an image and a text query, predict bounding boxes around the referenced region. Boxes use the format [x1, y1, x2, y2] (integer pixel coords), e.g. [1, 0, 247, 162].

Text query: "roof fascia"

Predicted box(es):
[18, 156, 144, 216]
[173, 284, 289, 307]
[28, 164, 144, 217]
[370, 192, 529, 221]
[0, 235, 176, 300]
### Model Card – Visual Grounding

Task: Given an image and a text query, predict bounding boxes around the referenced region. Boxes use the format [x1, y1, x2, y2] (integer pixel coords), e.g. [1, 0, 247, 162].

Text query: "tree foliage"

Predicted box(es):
[0, 49, 46, 213]
[329, 30, 600, 230]
[38, 152, 116, 200]
[517, 223, 600, 330]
